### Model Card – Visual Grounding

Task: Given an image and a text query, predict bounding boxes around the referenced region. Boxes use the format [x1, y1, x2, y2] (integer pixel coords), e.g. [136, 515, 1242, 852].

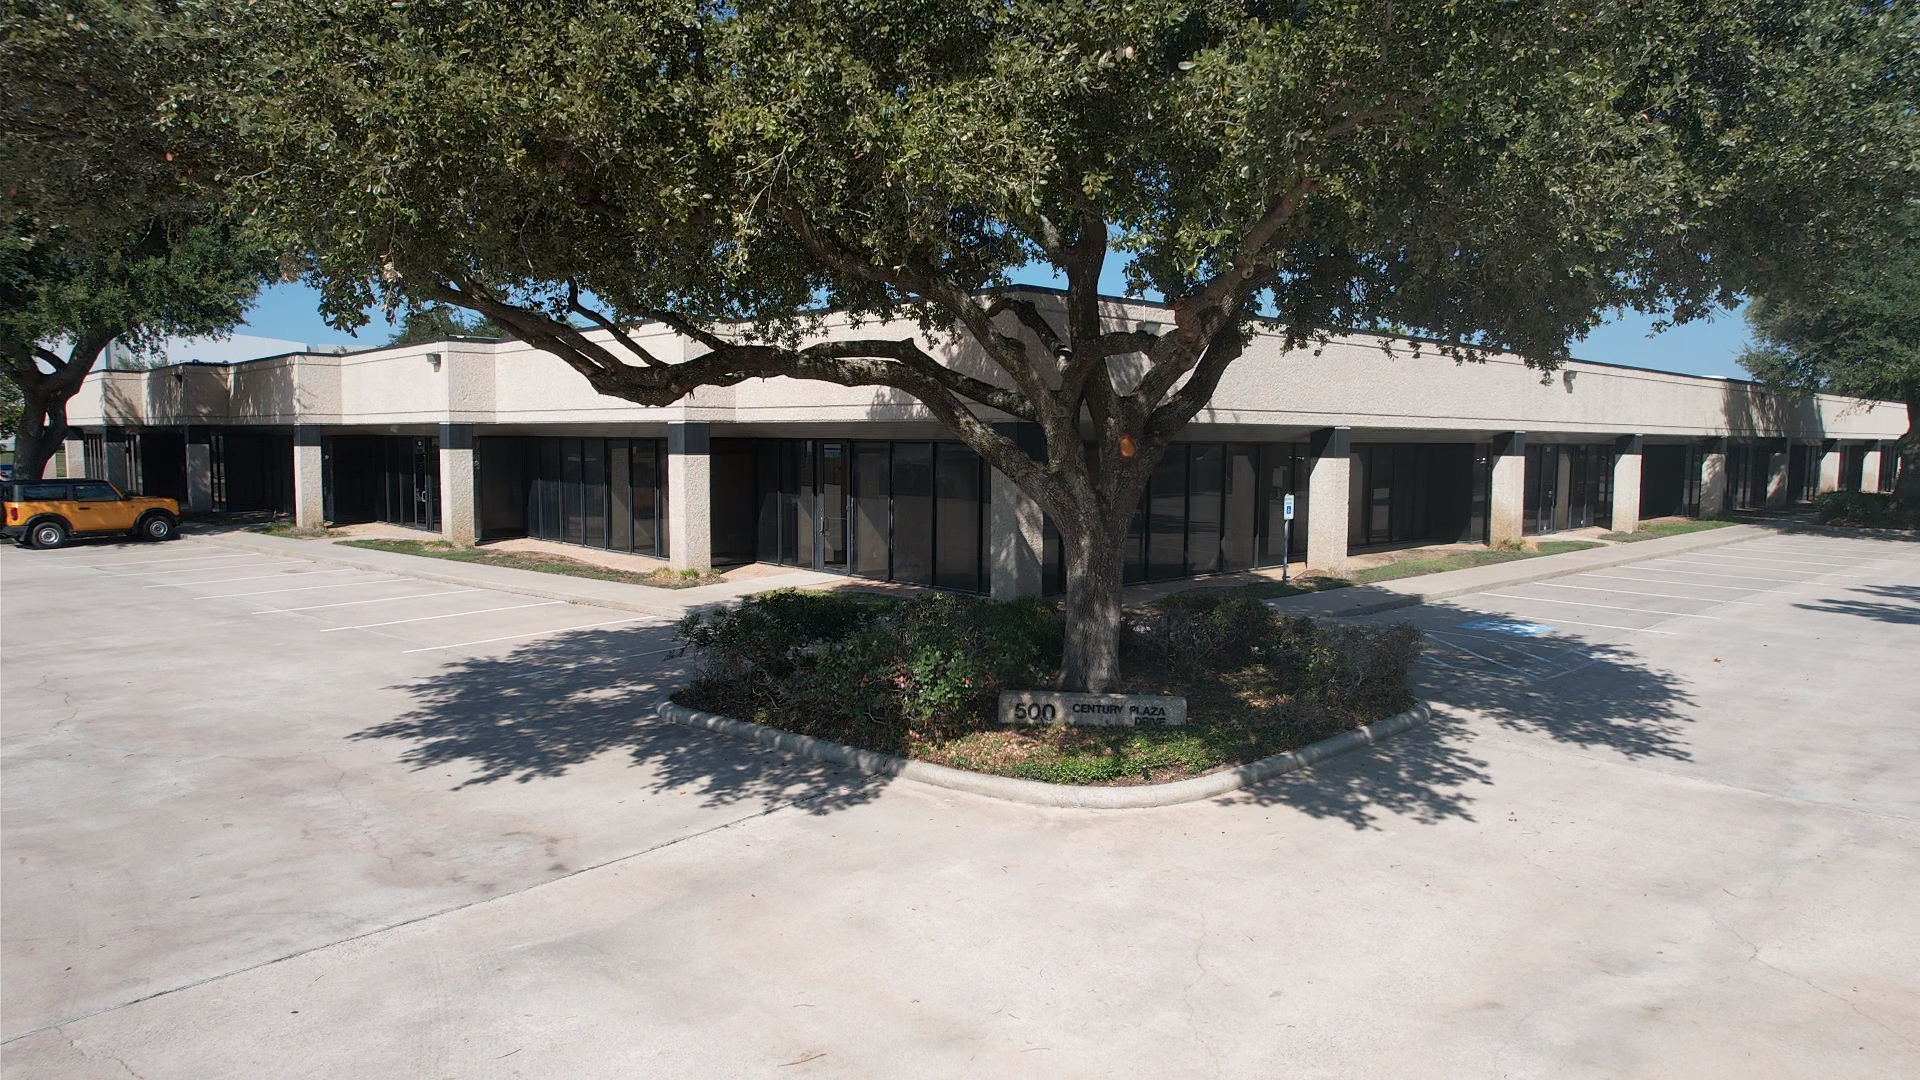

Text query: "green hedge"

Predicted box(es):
[1812, 491, 1920, 530]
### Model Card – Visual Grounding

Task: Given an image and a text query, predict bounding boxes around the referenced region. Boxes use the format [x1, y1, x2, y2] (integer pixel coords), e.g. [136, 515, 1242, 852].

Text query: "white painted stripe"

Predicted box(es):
[254, 588, 483, 613]
[1480, 592, 1720, 618]
[321, 600, 564, 632]
[1519, 617, 1677, 635]
[197, 578, 402, 598]
[1626, 565, 1802, 583]
[402, 617, 654, 653]
[146, 568, 359, 588]
[79, 552, 260, 569]
[1653, 559, 1819, 576]
[1579, 573, 1761, 593]
[125, 561, 287, 577]
[1531, 581, 1759, 606]
[1683, 552, 1858, 568]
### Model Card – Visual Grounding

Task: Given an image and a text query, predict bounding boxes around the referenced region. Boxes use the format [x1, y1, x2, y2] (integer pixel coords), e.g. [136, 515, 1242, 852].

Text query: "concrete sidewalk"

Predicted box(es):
[197, 530, 841, 620]
[202, 524, 1772, 624]
[1269, 523, 1766, 618]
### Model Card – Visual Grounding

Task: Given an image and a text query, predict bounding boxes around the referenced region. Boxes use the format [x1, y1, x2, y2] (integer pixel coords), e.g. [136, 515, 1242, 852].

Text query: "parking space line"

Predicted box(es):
[77, 552, 261, 569]
[1680, 553, 1857, 568]
[146, 569, 359, 588]
[1581, 573, 1763, 593]
[1479, 592, 1721, 618]
[197, 578, 406, 598]
[1531, 581, 1759, 605]
[320, 600, 566, 632]
[1692, 550, 1863, 566]
[255, 589, 483, 614]
[1653, 560, 1821, 576]
[1454, 608, 1678, 634]
[117, 561, 288, 577]
[1628, 565, 1802, 583]
[402, 616, 656, 653]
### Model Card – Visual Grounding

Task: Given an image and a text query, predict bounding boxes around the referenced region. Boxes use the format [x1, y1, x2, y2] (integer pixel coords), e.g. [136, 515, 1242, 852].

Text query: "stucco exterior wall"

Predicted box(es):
[64, 301, 1908, 443]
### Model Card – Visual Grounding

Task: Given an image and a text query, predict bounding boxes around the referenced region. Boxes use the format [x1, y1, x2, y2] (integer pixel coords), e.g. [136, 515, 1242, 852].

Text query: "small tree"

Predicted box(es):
[1, 1, 272, 481]
[387, 305, 510, 347]
[1741, 207, 1920, 502]
[202, 0, 1916, 689]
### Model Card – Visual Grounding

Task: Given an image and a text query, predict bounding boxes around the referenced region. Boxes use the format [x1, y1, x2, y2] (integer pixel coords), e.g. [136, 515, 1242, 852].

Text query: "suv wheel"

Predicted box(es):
[137, 512, 178, 542]
[29, 519, 69, 549]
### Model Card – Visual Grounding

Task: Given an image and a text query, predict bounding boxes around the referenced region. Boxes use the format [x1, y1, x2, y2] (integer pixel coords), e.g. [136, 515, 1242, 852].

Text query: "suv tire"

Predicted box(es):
[29, 519, 69, 549]
[136, 512, 178, 542]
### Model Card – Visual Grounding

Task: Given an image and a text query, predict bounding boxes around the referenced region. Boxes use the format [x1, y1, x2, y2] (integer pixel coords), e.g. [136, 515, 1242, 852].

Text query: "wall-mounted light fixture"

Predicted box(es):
[426, 351, 443, 371]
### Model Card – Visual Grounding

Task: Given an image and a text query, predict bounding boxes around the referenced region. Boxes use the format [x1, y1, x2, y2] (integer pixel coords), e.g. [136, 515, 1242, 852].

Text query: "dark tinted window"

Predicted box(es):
[73, 481, 120, 501]
[15, 482, 70, 501]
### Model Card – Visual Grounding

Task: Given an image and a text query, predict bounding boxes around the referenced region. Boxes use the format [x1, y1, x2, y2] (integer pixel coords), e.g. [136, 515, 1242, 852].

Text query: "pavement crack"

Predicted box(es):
[1, 798, 792, 1046]
[1715, 916, 1915, 1047]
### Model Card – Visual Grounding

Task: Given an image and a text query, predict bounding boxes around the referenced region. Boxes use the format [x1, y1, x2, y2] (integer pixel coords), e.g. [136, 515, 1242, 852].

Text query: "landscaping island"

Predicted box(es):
[673, 590, 1421, 786]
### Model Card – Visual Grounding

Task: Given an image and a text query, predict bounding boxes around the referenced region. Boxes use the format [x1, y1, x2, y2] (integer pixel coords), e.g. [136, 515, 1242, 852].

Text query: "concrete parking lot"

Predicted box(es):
[3, 528, 1917, 1077]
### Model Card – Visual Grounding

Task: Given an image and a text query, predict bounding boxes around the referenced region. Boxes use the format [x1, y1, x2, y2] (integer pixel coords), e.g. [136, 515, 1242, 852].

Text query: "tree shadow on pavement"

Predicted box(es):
[355, 624, 889, 815]
[1793, 584, 1920, 626]
[1224, 599, 1697, 828]
[1220, 706, 1492, 829]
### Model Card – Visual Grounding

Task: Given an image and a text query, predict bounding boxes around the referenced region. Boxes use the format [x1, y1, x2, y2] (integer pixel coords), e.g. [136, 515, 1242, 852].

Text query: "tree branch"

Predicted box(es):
[565, 281, 662, 366]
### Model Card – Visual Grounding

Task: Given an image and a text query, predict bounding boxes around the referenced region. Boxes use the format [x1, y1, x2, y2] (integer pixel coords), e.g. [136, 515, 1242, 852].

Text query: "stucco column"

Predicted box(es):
[1764, 449, 1790, 509]
[666, 421, 712, 571]
[1861, 446, 1883, 493]
[1306, 427, 1351, 577]
[1488, 431, 1527, 545]
[439, 423, 476, 546]
[1609, 435, 1643, 533]
[1817, 441, 1843, 494]
[988, 421, 1045, 599]
[293, 426, 325, 527]
[184, 428, 212, 512]
[61, 437, 86, 478]
[1700, 440, 1728, 517]
[988, 468, 1044, 599]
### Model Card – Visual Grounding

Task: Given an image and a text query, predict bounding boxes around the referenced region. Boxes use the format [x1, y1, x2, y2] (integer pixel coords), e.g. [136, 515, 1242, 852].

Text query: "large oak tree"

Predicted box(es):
[194, 0, 1915, 689]
[1741, 205, 1920, 501]
[2, 1, 273, 482]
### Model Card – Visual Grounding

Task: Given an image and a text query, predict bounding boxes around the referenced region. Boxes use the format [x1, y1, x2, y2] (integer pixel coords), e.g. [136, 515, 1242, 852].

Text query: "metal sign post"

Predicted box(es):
[1281, 493, 1295, 583]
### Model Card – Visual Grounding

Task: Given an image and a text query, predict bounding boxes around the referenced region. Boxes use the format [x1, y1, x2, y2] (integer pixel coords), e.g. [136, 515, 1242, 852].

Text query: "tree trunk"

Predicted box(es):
[1058, 525, 1126, 693]
[1896, 383, 1920, 505]
[10, 383, 68, 481]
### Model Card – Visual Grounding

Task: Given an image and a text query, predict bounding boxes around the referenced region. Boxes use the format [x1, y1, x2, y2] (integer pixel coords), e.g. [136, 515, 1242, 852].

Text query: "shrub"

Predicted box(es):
[677, 591, 1062, 750]
[1813, 491, 1920, 530]
[675, 589, 1423, 776]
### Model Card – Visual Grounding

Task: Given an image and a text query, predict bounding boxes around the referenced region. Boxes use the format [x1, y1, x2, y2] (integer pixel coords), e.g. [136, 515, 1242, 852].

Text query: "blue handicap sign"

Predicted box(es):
[1282, 493, 1294, 520]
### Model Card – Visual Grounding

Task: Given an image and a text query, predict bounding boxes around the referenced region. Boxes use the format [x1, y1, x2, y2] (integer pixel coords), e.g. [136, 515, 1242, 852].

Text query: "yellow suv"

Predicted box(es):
[3, 479, 181, 549]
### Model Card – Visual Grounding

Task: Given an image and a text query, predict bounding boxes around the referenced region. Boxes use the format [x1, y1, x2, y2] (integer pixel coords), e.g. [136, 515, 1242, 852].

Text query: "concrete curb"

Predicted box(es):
[1270, 523, 1767, 620]
[656, 698, 1431, 809]
[189, 531, 731, 620]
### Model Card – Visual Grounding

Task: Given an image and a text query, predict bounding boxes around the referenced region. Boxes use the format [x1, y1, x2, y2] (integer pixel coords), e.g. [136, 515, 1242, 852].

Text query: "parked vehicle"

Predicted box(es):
[2, 479, 181, 549]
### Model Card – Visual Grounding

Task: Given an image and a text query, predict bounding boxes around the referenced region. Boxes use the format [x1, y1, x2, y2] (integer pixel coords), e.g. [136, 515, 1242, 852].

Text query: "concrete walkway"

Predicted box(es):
[206, 524, 1767, 624]
[198, 531, 845, 620]
[1269, 524, 1764, 618]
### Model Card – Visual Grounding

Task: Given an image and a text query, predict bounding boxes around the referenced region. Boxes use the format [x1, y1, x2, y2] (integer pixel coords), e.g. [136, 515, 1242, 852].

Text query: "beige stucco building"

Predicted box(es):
[57, 291, 1908, 594]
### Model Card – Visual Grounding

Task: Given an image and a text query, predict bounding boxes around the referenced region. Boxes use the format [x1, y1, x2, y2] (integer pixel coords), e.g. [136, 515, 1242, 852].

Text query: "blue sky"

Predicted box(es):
[238, 275, 1757, 381]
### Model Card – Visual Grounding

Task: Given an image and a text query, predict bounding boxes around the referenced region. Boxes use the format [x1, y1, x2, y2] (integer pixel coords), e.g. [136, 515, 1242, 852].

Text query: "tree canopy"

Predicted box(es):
[1742, 204, 1920, 498]
[2, 1, 273, 479]
[184, 0, 1917, 687]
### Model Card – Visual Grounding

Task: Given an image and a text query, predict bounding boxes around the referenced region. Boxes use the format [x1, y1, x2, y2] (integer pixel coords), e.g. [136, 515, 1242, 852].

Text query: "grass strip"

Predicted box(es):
[338, 538, 724, 588]
[1350, 539, 1602, 584]
[1599, 518, 1736, 542]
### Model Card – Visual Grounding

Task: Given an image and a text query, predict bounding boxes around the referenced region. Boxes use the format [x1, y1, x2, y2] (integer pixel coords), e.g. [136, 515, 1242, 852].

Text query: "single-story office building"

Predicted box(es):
[58, 291, 1908, 597]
